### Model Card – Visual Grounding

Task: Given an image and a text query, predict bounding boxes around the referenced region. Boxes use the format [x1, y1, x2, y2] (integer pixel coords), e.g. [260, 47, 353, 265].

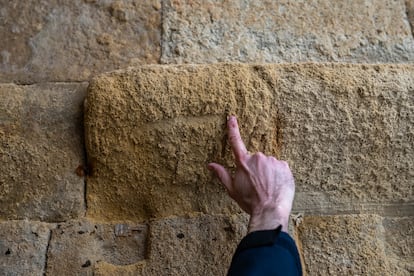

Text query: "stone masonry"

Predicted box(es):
[0, 0, 413, 275]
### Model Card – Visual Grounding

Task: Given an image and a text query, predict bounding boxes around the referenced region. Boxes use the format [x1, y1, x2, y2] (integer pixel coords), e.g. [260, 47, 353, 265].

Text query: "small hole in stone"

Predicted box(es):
[81, 260, 91, 268]
[223, 226, 233, 233]
[78, 231, 85, 234]
[176, 233, 185, 239]
[5, 249, 11, 255]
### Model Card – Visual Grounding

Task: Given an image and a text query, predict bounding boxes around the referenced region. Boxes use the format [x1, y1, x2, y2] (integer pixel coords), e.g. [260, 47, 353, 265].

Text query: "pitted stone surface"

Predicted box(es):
[0, 221, 52, 275]
[296, 214, 389, 275]
[0, 83, 87, 221]
[46, 219, 148, 275]
[277, 64, 414, 210]
[85, 64, 281, 220]
[85, 64, 414, 221]
[162, 0, 414, 63]
[93, 214, 248, 275]
[296, 214, 414, 275]
[383, 217, 414, 274]
[0, 0, 160, 83]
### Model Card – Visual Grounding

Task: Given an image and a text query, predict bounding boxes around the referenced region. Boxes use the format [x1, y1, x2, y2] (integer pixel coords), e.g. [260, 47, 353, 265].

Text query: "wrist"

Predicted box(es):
[248, 206, 290, 233]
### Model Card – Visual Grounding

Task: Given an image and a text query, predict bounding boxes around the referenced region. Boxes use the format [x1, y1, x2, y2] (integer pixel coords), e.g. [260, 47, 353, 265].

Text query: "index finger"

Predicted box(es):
[228, 116, 248, 162]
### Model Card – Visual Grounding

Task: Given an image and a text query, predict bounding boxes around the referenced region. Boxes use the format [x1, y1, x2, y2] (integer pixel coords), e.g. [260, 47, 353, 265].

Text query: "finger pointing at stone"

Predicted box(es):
[207, 163, 233, 195]
[228, 116, 248, 162]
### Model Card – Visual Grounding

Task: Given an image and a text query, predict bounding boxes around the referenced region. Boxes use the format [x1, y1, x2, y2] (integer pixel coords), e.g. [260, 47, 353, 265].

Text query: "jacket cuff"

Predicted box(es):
[234, 225, 282, 255]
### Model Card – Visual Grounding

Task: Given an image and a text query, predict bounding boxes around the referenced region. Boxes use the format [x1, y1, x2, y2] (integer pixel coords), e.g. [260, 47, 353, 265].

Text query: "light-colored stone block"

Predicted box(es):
[277, 64, 414, 211]
[162, 0, 414, 63]
[0, 221, 52, 275]
[46, 219, 147, 275]
[296, 214, 389, 275]
[93, 214, 248, 275]
[85, 64, 414, 220]
[0, 0, 161, 83]
[295, 214, 414, 275]
[383, 217, 414, 275]
[0, 83, 87, 221]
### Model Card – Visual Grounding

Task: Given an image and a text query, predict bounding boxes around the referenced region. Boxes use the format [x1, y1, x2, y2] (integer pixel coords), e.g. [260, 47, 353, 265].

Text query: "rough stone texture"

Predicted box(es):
[85, 64, 282, 220]
[0, 0, 161, 83]
[162, 0, 414, 63]
[276, 64, 414, 212]
[0, 220, 52, 275]
[85, 64, 414, 221]
[296, 214, 414, 275]
[0, 83, 87, 221]
[407, 0, 414, 36]
[46, 219, 148, 275]
[93, 214, 248, 275]
[383, 217, 414, 274]
[296, 214, 389, 275]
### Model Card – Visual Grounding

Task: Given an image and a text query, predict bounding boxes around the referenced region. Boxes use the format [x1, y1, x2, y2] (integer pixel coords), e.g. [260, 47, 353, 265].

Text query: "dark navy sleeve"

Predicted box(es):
[227, 226, 302, 276]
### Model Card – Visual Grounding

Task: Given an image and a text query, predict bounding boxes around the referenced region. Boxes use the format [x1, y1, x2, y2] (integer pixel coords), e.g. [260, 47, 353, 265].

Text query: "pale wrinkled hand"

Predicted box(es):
[208, 116, 295, 233]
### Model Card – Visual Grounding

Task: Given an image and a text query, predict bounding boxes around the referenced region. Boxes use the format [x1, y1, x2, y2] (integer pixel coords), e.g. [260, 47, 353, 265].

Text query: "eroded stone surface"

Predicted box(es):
[0, 0, 160, 83]
[85, 64, 414, 221]
[162, 0, 414, 63]
[383, 217, 414, 274]
[0, 83, 87, 221]
[0, 221, 52, 275]
[85, 64, 281, 220]
[296, 214, 389, 275]
[276, 64, 414, 210]
[46, 219, 147, 275]
[296, 214, 414, 275]
[93, 213, 248, 275]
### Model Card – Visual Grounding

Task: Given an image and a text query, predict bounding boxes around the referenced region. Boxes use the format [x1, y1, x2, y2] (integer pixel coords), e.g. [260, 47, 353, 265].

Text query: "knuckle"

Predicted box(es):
[279, 160, 289, 167]
[268, 156, 278, 162]
[229, 133, 240, 143]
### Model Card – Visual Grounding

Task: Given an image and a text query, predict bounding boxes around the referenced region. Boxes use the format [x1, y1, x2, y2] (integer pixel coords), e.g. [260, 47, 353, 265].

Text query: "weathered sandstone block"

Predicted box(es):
[383, 217, 414, 274]
[46, 220, 148, 275]
[85, 64, 414, 221]
[162, 0, 414, 63]
[93, 214, 248, 275]
[0, 83, 87, 221]
[0, 221, 51, 275]
[0, 0, 160, 83]
[295, 214, 414, 275]
[85, 64, 281, 220]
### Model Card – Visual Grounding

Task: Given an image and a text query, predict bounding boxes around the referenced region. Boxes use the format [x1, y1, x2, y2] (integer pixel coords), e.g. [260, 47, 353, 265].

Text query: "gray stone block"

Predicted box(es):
[162, 0, 414, 63]
[46, 220, 148, 275]
[93, 214, 248, 275]
[0, 221, 52, 275]
[0, 83, 87, 221]
[0, 0, 161, 83]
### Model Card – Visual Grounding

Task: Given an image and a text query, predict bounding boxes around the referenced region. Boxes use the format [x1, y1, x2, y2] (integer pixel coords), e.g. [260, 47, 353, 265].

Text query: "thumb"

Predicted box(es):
[207, 163, 233, 194]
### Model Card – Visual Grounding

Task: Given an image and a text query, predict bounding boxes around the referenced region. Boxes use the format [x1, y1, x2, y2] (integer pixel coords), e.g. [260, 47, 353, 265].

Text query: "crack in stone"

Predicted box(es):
[80, 100, 89, 215]
[405, 0, 414, 37]
[42, 229, 53, 276]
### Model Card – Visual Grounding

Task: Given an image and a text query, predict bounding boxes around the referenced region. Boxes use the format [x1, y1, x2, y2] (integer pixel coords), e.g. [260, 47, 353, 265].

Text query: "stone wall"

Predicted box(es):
[1, 1, 413, 275]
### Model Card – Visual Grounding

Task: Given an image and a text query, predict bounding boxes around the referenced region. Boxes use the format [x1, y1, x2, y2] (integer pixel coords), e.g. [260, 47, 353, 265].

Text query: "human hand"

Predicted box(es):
[208, 116, 295, 233]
